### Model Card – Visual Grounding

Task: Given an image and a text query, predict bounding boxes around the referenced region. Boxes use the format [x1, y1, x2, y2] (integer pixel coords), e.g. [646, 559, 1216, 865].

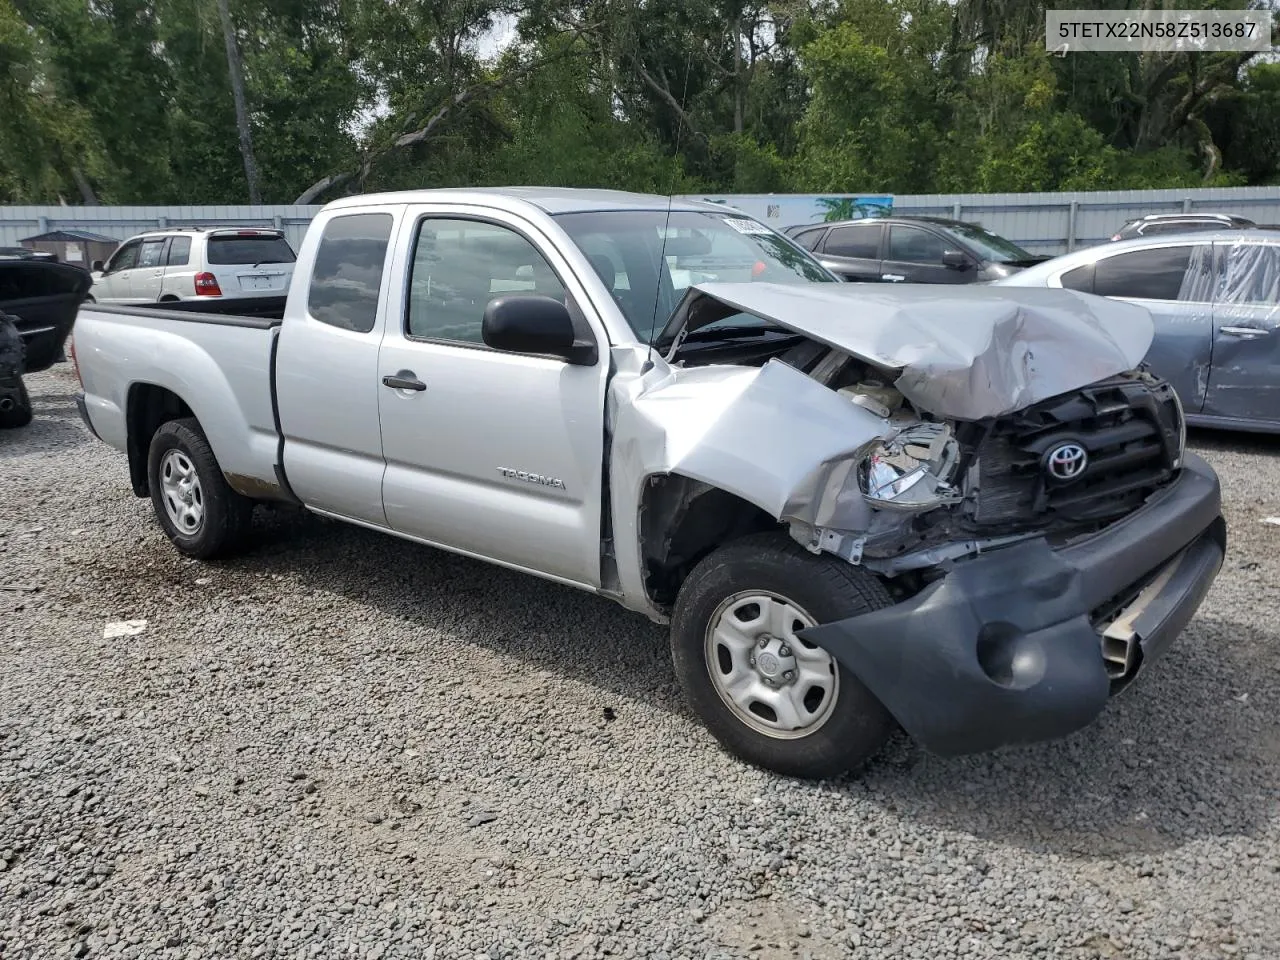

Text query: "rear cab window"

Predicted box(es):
[207, 234, 297, 265]
[306, 213, 395, 333]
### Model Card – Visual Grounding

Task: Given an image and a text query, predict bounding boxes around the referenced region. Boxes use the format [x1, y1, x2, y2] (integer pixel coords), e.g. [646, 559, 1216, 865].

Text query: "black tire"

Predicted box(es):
[147, 418, 253, 559]
[670, 531, 896, 779]
[0, 378, 33, 429]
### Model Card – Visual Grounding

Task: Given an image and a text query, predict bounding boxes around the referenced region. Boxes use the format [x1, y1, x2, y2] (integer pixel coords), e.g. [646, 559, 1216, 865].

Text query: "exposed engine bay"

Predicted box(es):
[668, 323, 1185, 580]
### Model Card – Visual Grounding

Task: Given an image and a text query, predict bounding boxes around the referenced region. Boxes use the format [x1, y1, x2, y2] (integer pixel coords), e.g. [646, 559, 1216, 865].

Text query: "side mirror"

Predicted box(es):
[482, 294, 597, 366]
[942, 250, 970, 270]
[92, 260, 105, 272]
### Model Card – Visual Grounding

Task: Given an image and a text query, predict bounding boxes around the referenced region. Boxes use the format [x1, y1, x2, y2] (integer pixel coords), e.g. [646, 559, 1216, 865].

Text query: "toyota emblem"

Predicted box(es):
[1044, 442, 1088, 482]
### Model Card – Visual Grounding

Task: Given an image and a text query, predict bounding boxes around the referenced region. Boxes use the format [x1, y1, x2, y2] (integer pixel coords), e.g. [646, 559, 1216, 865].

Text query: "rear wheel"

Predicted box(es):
[670, 531, 896, 779]
[147, 418, 253, 559]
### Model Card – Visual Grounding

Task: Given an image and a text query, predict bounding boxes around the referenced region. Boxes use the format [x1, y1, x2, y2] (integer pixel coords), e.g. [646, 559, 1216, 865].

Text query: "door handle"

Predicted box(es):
[382, 373, 427, 391]
[1220, 326, 1269, 339]
[882, 274, 905, 282]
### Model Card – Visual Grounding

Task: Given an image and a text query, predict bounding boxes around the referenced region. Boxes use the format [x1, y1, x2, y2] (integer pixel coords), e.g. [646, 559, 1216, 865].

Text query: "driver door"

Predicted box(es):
[376, 207, 610, 587]
[880, 225, 967, 284]
[95, 240, 142, 302]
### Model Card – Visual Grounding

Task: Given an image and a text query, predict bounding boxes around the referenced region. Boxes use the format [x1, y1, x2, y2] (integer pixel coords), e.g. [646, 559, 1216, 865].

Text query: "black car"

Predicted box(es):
[783, 216, 1048, 284]
[1109, 213, 1256, 241]
[0, 259, 92, 372]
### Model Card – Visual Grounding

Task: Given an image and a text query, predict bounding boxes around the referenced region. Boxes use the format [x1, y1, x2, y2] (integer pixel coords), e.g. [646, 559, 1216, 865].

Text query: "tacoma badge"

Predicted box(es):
[498, 467, 566, 490]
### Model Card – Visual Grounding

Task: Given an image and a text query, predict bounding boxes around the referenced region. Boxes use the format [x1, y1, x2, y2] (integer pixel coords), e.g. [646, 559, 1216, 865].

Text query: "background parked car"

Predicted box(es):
[87, 227, 296, 304]
[994, 230, 1280, 433]
[0, 246, 57, 262]
[783, 216, 1048, 283]
[1109, 213, 1256, 241]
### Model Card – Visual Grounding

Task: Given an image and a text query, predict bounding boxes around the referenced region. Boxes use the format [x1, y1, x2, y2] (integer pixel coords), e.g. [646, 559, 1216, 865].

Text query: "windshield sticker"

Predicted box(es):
[723, 217, 774, 236]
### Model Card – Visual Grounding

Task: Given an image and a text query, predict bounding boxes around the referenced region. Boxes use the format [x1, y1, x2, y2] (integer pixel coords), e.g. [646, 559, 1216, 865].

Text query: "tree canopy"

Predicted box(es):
[1, 0, 1277, 206]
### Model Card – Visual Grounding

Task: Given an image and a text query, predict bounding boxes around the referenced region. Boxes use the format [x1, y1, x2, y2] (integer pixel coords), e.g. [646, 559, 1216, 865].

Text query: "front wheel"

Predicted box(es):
[147, 418, 253, 559]
[670, 531, 896, 779]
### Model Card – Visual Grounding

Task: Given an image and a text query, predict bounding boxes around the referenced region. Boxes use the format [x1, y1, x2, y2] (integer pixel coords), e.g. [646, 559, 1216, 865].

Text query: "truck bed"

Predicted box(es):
[84, 294, 287, 324]
[73, 299, 287, 500]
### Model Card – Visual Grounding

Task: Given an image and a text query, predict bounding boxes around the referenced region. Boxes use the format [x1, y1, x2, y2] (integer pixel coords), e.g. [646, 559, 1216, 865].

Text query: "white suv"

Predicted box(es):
[87, 227, 296, 304]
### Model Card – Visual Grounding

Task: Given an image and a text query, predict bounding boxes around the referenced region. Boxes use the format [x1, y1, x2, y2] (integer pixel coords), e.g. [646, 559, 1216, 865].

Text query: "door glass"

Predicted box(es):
[887, 226, 946, 264]
[791, 228, 826, 251]
[167, 237, 191, 266]
[107, 242, 140, 273]
[306, 213, 394, 333]
[407, 219, 565, 345]
[823, 224, 880, 259]
[1218, 244, 1280, 306]
[138, 240, 166, 268]
[1093, 246, 1193, 301]
[1060, 264, 1095, 292]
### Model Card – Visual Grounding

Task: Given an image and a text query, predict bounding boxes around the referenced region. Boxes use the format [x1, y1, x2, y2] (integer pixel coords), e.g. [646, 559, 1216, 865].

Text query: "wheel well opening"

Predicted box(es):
[127, 384, 194, 497]
[159, 295, 180, 302]
[640, 474, 780, 609]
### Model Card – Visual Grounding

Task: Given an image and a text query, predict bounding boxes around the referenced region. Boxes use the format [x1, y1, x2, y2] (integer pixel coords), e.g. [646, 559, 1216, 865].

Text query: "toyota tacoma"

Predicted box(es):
[68, 188, 1226, 779]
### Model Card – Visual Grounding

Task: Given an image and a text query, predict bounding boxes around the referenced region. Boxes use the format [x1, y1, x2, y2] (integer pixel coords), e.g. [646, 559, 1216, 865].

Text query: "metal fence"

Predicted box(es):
[3, 186, 1280, 257]
[0, 205, 322, 252]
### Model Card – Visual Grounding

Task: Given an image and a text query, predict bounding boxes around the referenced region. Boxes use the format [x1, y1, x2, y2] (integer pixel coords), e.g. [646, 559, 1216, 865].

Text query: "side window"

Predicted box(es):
[407, 218, 565, 345]
[107, 241, 141, 274]
[791, 228, 826, 251]
[823, 224, 881, 259]
[887, 226, 946, 264]
[167, 236, 191, 266]
[1060, 263, 1095, 293]
[1219, 244, 1280, 306]
[1093, 246, 1193, 301]
[306, 213, 394, 333]
[137, 239, 166, 268]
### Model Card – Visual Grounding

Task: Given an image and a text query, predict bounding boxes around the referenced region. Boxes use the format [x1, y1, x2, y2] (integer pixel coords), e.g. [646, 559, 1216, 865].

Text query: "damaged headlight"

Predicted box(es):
[857, 422, 962, 511]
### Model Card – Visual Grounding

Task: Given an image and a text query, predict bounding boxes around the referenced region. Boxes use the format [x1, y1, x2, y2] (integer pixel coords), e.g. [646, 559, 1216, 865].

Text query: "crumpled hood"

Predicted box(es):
[670, 282, 1155, 421]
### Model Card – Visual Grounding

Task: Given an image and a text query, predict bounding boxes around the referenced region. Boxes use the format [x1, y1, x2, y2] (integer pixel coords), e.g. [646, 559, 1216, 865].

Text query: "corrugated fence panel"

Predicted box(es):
[3, 189, 1279, 256]
[0, 204, 321, 250]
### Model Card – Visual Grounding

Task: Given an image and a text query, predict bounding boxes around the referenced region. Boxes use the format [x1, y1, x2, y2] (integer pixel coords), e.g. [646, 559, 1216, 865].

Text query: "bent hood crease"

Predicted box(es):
[670, 282, 1155, 421]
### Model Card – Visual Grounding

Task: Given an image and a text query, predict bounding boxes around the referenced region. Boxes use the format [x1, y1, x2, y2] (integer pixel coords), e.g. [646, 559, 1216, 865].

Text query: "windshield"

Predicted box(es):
[938, 222, 1034, 263]
[553, 209, 835, 342]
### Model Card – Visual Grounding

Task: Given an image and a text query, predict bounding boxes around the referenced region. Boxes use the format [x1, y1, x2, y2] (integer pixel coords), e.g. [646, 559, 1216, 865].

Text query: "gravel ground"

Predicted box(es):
[2, 365, 1279, 960]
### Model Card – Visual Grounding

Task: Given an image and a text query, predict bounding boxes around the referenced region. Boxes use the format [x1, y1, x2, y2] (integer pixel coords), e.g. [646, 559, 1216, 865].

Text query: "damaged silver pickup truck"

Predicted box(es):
[70, 189, 1226, 779]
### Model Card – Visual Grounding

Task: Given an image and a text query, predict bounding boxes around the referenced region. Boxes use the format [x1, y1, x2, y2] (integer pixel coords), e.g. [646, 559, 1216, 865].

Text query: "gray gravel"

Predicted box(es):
[3, 365, 1279, 959]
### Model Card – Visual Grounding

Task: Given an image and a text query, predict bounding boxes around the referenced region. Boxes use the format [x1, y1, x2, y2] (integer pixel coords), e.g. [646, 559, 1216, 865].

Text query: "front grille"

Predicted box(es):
[971, 372, 1182, 529]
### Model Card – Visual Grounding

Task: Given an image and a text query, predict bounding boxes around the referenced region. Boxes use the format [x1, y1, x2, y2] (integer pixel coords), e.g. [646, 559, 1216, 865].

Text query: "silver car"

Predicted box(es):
[995, 230, 1280, 433]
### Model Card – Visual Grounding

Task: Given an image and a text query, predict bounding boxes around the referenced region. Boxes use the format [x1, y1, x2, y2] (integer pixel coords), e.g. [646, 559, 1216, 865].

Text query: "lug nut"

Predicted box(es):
[779, 644, 792, 658]
[782, 670, 795, 682]
[758, 636, 769, 648]
[749, 656, 756, 667]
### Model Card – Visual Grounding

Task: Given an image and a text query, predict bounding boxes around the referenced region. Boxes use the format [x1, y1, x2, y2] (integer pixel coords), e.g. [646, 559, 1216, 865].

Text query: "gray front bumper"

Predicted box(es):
[797, 453, 1225, 757]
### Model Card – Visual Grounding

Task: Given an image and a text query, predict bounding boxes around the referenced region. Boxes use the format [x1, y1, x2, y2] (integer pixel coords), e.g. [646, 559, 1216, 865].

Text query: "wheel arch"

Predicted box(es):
[639, 473, 782, 610]
[125, 383, 194, 496]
